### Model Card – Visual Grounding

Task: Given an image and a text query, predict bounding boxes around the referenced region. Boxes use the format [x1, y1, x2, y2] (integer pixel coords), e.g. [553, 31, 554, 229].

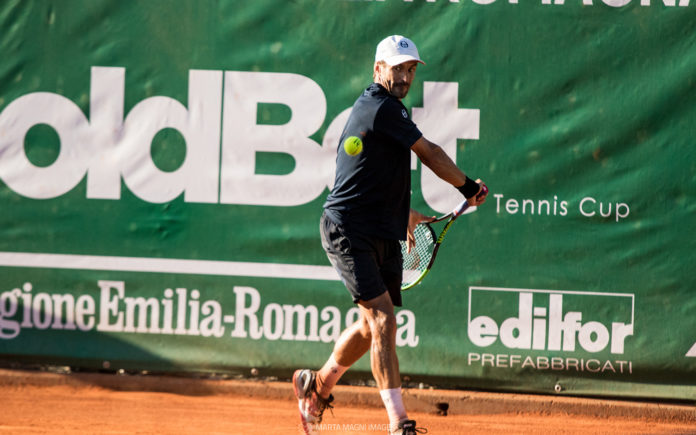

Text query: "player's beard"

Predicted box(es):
[388, 81, 410, 99]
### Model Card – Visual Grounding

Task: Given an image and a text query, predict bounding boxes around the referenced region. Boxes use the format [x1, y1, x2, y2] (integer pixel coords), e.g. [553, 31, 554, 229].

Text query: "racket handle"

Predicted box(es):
[453, 183, 486, 216]
[453, 200, 470, 217]
[476, 183, 489, 200]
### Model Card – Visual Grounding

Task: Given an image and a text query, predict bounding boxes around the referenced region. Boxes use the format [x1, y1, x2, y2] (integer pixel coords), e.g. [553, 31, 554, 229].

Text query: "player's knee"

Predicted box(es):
[370, 310, 397, 338]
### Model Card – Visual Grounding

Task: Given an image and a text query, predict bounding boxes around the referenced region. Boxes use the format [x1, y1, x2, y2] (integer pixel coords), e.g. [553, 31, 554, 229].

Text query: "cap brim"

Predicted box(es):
[383, 55, 426, 66]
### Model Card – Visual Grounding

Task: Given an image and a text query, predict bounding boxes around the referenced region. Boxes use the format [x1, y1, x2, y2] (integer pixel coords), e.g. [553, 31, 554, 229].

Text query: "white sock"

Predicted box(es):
[380, 387, 407, 431]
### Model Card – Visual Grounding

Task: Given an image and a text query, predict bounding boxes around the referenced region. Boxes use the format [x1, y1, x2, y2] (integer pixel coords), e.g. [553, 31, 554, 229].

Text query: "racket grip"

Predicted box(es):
[453, 200, 470, 217]
[476, 183, 489, 200]
[453, 182, 487, 216]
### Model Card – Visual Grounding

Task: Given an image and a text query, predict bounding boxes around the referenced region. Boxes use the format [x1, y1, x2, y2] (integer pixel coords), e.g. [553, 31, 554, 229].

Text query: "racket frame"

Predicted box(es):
[400, 200, 470, 290]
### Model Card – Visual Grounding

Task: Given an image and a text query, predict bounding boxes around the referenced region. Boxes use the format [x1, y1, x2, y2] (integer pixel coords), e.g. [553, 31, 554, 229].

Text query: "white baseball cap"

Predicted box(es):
[375, 35, 425, 66]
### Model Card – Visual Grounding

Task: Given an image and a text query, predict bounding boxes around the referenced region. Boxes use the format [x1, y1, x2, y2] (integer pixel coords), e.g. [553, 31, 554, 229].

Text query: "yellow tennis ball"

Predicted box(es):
[343, 136, 363, 156]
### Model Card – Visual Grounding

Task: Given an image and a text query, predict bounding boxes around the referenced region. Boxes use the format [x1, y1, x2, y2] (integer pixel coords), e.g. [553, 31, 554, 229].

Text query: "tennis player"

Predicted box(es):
[293, 35, 487, 435]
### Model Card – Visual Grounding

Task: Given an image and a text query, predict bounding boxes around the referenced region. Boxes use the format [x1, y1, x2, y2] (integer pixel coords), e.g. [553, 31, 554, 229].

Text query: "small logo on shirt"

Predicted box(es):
[401, 109, 408, 118]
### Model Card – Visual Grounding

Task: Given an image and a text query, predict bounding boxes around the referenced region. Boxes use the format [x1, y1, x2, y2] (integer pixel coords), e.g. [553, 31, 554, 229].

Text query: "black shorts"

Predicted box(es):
[320, 212, 403, 307]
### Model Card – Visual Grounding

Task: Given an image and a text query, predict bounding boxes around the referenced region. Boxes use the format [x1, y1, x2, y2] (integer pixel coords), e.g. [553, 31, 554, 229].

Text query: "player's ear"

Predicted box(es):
[373, 61, 385, 81]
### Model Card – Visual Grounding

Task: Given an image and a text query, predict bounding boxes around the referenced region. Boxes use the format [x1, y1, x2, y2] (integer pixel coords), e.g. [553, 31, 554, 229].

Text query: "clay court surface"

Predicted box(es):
[1, 369, 694, 434]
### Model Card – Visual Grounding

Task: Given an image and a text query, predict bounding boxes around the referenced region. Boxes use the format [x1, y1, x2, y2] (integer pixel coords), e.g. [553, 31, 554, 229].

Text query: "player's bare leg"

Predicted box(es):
[358, 291, 419, 433]
[295, 292, 424, 434]
[315, 315, 371, 398]
[333, 314, 372, 365]
[358, 291, 400, 389]
[293, 302, 372, 434]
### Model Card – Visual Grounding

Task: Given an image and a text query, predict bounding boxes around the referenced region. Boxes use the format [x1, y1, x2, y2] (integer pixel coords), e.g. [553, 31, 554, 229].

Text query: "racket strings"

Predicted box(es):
[400, 224, 436, 287]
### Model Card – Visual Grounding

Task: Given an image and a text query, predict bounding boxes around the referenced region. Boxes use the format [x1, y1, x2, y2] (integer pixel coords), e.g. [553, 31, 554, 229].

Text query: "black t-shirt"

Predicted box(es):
[324, 83, 423, 241]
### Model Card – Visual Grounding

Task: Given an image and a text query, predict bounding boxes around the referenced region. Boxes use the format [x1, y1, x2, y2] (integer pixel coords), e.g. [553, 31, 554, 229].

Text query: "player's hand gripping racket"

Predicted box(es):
[400, 185, 487, 290]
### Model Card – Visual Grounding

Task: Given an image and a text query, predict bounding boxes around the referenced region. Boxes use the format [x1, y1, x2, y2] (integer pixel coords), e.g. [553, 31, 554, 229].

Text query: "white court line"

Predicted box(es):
[0, 251, 340, 281]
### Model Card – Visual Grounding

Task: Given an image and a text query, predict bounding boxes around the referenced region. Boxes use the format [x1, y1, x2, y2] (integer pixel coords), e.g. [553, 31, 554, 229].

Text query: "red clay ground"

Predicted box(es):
[1, 369, 694, 434]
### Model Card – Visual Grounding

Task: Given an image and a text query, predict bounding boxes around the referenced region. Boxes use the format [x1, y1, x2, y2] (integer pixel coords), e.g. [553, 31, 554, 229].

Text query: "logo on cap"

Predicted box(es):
[375, 35, 425, 66]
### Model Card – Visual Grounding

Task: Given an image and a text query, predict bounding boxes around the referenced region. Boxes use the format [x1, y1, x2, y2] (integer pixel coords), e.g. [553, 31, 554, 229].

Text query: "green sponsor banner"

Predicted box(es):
[1, 0, 694, 400]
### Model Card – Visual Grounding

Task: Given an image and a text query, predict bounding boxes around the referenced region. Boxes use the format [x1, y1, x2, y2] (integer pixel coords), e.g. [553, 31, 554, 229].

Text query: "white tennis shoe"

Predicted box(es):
[292, 369, 334, 434]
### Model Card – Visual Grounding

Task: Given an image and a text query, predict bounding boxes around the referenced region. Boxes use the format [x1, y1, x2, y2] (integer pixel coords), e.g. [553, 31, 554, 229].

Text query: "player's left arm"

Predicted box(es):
[411, 136, 488, 206]
[407, 209, 435, 252]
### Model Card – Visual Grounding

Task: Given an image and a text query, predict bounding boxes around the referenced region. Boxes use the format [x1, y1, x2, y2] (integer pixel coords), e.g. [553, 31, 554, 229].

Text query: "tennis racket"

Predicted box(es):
[400, 192, 482, 290]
